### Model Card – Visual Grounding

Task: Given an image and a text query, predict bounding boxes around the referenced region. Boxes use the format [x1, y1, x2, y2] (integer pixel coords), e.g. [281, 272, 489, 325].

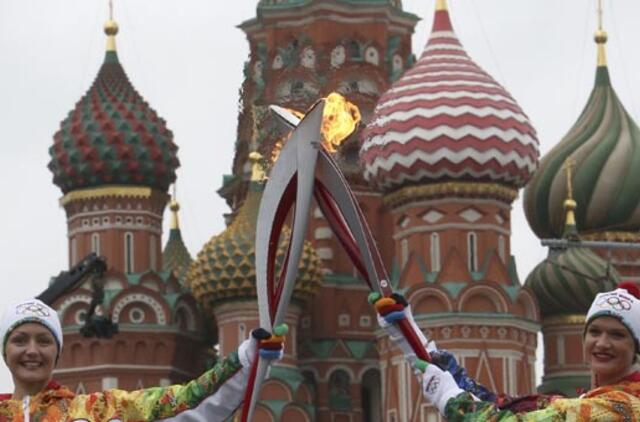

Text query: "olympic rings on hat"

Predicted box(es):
[596, 294, 632, 311]
[16, 301, 51, 317]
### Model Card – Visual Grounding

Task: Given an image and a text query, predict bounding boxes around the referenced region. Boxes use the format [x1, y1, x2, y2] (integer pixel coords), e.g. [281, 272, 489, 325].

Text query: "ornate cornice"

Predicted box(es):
[542, 314, 586, 326]
[384, 182, 518, 209]
[60, 186, 166, 206]
[581, 231, 640, 243]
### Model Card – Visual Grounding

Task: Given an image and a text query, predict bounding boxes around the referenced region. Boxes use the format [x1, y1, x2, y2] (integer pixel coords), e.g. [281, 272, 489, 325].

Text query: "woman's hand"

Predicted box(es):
[369, 292, 433, 365]
[238, 324, 288, 368]
[414, 359, 464, 415]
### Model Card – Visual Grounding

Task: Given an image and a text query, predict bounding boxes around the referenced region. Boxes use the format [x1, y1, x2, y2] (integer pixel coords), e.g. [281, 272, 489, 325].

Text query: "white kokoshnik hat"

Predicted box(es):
[0, 299, 63, 360]
[586, 282, 640, 351]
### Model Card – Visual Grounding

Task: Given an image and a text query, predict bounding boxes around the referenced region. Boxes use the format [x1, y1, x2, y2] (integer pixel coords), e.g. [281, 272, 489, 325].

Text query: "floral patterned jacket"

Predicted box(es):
[0, 350, 244, 422]
[444, 372, 640, 421]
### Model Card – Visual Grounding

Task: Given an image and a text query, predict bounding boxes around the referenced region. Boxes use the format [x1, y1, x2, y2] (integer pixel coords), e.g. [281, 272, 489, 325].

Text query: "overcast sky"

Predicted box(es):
[0, 0, 638, 392]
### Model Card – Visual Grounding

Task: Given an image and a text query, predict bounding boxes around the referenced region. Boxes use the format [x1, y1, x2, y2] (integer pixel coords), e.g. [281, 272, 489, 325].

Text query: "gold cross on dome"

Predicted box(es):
[597, 0, 604, 30]
[563, 157, 577, 200]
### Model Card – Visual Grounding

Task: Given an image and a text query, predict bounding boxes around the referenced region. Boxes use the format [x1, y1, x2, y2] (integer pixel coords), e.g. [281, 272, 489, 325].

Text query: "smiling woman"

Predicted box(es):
[0, 299, 286, 422]
[378, 282, 640, 420]
[5, 323, 59, 400]
[584, 316, 637, 387]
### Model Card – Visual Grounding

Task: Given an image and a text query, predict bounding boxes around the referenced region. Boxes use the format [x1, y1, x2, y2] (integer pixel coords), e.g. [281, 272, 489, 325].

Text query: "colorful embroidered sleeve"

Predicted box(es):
[68, 351, 243, 421]
[444, 390, 640, 421]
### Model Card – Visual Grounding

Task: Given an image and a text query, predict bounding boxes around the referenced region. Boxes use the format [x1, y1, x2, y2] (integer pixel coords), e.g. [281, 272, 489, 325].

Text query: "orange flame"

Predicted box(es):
[322, 92, 361, 152]
[270, 93, 361, 163]
[321, 93, 361, 153]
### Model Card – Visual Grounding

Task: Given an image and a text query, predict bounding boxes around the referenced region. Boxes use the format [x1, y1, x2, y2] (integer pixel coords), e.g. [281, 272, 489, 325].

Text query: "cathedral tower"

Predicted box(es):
[47, 10, 206, 392]
[362, 1, 540, 418]
[524, 1, 633, 395]
[191, 1, 418, 421]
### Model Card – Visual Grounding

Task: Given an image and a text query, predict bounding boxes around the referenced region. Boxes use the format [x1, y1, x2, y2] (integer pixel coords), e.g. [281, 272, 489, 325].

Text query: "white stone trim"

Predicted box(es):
[102, 377, 118, 389]
[392, 197, 511, 214]
[314, 227, 333, 240]
[394, 223, 510, 240]
[112, 293, 166, 325]
[317, 247, 334, 260]
[57, 294, 92, 322]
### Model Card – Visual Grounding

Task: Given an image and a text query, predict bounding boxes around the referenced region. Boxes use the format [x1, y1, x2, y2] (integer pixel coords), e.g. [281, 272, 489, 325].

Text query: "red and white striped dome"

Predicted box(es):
[361, 3, 539, 192]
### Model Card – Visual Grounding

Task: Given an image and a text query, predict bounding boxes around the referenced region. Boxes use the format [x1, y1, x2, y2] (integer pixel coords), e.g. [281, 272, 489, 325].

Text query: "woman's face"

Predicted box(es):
[5, 323, 57, 390]
[584, 316, 636, 385]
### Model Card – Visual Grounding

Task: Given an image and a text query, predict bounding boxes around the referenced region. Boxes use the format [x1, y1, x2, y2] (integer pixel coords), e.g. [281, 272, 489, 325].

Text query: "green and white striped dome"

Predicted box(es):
[524, 65, 640, 239]
[525, 246, 619, 318]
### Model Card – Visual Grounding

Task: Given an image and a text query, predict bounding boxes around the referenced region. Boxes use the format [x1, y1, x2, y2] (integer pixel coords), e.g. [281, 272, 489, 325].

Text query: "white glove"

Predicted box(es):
[371, 293, 434, 365]
[416, 360, 464, 415]
[162, 327, 286, 422]
[238, 336, 258, 368]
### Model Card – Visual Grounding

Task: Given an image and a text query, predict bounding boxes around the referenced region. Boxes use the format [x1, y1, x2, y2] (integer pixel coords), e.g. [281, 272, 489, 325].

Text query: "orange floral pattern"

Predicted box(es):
[446, 379, 640, 421]
[0, 351, 241, 422]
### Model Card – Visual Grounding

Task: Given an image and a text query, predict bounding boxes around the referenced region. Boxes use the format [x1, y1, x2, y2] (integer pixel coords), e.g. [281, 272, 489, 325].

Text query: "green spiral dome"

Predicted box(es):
[525, 246, 619, 318]
[524, 66, 640, 239]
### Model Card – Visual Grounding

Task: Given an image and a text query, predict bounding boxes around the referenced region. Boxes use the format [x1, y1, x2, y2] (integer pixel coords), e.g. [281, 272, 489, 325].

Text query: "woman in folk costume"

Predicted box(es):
[0, 298, 284, 422]
[373, 283, 640, 420]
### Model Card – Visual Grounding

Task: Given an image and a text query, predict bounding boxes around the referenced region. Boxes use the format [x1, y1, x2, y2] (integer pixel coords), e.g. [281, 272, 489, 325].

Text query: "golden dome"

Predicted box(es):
[187, 182, 323, 315]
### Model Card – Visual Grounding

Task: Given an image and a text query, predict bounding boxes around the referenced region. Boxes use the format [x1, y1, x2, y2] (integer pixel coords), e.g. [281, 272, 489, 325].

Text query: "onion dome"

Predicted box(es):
[162, 194, 192, 285]
[48, 18, 179, 194]
[525, 247, 619, 318]
[187, 154, 323, 312]
[524, 26, 640, 239]
[361, 0, 538, 192]
[526, 169, 620, 317]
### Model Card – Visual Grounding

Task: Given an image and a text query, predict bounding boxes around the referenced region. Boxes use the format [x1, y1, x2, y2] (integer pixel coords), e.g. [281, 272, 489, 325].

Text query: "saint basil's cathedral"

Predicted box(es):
[44, 0, 640, 421]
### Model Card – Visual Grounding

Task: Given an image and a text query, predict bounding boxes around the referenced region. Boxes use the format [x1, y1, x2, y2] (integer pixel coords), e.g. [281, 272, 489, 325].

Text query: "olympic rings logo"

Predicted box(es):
[596, 294, 632, 311]
[424, 375, 441, 395]
[16, 302, 51, 317]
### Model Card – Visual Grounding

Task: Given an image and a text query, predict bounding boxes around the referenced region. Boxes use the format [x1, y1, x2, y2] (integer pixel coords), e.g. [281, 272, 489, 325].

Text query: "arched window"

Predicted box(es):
[401, 239, 409, 268]
[467, 232, 478, 272]
[302, 370, 318, 403]
[149, 235, 157, 271]
[499, 235, 506, 263]
[430, 233, 441, 272]
[124, 232, 134, 274]
[361, 369, 382, 422]
[91, 233, 100, 255]
[329, 369, 351, 411]
[349, 40, 361, 59]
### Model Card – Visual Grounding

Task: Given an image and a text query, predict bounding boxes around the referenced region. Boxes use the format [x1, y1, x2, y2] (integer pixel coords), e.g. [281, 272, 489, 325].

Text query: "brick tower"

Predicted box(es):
[524, 3, 635, 395]
[361, 1, 540, 419]
[192, 1, 418, 421]
[47, 13, 206, 392]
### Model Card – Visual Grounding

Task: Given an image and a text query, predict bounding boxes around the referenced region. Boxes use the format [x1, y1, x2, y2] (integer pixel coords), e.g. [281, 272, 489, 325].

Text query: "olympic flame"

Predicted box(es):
[321, 93, 361, 153]
[270, 93, 361, 162]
